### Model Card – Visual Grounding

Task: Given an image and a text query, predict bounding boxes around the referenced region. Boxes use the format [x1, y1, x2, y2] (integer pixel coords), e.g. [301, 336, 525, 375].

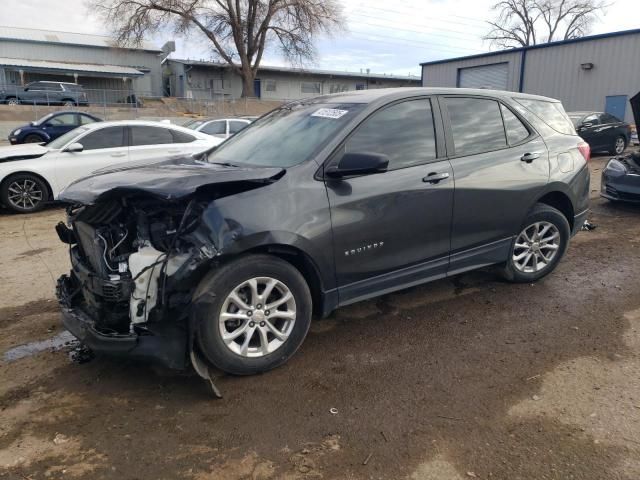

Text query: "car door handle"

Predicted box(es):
[110, 152, 127, 158]
[521, 152, 540, 163]
[423, 172, 450, 184]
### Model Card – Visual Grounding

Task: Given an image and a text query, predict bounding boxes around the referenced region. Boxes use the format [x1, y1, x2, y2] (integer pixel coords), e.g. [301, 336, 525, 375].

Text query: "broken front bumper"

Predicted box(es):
[56, 275, 189, 369]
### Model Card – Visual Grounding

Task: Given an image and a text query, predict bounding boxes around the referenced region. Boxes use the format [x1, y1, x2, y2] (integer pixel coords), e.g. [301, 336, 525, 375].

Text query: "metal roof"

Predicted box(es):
[420, 28, 640, 66]
[167, 58, 419, 82]
[0, 57, 144, 76]
[0, 26, 161, 52]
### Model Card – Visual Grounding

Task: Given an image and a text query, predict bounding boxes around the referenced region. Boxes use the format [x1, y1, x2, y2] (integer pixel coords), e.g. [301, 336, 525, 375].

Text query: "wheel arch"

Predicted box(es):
[235, 243, 328, 317]
[534, 190, 575, 230]
[1, 171, 54, 201]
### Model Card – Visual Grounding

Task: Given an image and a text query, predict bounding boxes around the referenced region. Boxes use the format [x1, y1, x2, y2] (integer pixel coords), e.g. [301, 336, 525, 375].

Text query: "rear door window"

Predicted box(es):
[445, 97, 506, 156]
[79, 127, 126, 150]
[79, 114, 96, 125]
[170, 130, 196, 143]
[344, 99, 437, 170]
[130, 126, 174, 146]
[500, 104, 530, 145]
[229, 120, 249, 134]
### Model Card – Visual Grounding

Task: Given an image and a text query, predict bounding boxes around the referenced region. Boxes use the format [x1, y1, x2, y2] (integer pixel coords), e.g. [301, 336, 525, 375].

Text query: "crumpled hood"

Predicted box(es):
[58, 157, 285, 205]
[0, 143, 49, 162]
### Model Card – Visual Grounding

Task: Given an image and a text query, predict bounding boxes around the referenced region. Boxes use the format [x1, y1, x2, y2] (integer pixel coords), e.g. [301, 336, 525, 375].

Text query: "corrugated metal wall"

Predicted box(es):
[421, 32, 640, 123]
[523, 34, 640, 123]
[422, 51, 522, 92]
[0, 40, 163, 95]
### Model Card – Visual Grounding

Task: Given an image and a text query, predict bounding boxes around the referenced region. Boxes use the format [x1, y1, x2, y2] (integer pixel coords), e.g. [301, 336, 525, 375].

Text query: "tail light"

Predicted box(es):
[577, 141, 590, 162]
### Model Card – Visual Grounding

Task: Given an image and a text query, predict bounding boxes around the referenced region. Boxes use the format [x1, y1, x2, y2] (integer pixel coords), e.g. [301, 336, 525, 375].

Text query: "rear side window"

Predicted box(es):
[171, 130, 196, 143]
[500, 104, 530, 145]
[515, 98, 575, 135]
[80, 127, 126, 150]
[600, 113, 620, 124]
[201, 121, 226, 135]
[131, 126, 174, 146]
[446, 97, 506, 156]
[79, 114, 96, 125]
[345, 99, 437, 170]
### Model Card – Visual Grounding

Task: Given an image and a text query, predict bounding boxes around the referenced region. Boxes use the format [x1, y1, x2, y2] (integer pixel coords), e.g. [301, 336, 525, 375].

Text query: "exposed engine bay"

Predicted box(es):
[57, 198, 215, 336]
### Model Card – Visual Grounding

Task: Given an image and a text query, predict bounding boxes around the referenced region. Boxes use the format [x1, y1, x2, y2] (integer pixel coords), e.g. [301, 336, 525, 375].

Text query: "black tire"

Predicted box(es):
[0, 173, 49, 214]
[501, 203, 570, 283]
[5, 97, 19, 106]
[23, 134, 44, 144]
[194, 254, 312, 375]
[609, 135, 627, 155]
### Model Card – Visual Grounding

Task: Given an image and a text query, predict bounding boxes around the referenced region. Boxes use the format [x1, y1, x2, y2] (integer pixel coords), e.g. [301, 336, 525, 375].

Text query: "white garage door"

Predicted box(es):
[458, 63, 509, 90]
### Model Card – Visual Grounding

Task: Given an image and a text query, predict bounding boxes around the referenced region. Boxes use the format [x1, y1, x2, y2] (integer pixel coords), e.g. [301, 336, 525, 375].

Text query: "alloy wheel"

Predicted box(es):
[218, 277, 297, 358]
[7, 179, 44, 210]
[614, 137, 625, 155]
[6, 98, 19, 106]
[512, 221, 561, 273]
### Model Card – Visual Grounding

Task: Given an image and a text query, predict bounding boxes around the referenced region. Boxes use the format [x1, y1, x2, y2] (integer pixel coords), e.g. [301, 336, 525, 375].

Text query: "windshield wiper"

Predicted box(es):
[211, 161, 242, 168]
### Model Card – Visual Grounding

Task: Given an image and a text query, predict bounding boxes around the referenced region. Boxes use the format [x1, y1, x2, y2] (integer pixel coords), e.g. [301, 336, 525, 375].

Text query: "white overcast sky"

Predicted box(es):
[0, 0, 637, 77]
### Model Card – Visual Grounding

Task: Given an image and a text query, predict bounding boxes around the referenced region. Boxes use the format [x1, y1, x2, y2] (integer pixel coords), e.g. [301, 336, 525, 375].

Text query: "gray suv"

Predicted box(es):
[56, 88, 590, 383]
[2, 81, 89, 106]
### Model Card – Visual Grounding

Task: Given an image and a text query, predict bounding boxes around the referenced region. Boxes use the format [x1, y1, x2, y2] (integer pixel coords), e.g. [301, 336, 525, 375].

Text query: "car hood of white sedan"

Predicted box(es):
[0, 143, 50, 162]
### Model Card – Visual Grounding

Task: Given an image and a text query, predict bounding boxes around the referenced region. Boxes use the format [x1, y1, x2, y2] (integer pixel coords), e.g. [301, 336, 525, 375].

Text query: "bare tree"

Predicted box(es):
[90, 0, 344, 97]
[485, 0, 607, 48]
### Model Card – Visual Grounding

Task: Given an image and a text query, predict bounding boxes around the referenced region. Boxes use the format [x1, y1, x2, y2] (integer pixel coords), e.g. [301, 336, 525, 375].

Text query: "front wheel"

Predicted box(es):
[195, 254, 312, 375]
[1, 173, 49, 213]
[501, 204, 570, 283]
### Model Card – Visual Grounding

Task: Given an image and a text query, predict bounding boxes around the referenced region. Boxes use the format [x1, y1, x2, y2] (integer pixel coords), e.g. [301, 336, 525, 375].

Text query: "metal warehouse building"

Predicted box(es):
[421, 28, 640, 123]
[164, 58, 420, 101]
[0, 26, 167, 102]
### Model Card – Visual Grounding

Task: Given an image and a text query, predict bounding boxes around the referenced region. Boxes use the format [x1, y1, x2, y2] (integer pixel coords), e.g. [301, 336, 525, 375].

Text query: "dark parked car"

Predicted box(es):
[569, 111, 631, 155]
[1, 81, 89, 107]
[601, 93, 640, 203]
[8, 111, 102, 144]
[56, 88, 590, 386]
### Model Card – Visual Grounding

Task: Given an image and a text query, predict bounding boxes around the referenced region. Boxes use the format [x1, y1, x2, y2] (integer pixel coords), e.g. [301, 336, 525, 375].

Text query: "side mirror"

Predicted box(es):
[65, 142, 84, 153]
[582, 122, 593, 128]
[325, 152, 389, 178]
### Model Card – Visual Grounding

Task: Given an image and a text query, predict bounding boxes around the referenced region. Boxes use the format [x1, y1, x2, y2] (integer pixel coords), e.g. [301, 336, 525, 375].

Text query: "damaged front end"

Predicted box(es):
[55, 160, 284, 370]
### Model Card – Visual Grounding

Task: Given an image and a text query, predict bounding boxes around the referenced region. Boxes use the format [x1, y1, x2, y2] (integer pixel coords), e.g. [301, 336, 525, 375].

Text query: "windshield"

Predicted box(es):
[47, 127, 89, 149]
[35, 113, 54, 126]
[208, 102, 365, 168]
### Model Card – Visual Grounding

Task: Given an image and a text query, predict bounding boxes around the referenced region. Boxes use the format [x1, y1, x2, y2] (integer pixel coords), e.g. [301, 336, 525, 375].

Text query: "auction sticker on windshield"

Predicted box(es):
[311, 108, 349, 119]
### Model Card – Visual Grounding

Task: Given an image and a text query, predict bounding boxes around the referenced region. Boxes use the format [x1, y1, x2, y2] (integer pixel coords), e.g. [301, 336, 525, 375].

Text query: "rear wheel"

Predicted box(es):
[610, 136, 626, 155]
[195, 254, 312, 375]
[501, 203, 570, 283]
[62, 99, 76, 107]
[1, 173, 49, 213]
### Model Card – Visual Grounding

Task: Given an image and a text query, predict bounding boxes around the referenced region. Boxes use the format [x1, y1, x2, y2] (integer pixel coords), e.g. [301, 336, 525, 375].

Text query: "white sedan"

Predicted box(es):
[184, 117, 253, 139]
[0, 120, 221, 213]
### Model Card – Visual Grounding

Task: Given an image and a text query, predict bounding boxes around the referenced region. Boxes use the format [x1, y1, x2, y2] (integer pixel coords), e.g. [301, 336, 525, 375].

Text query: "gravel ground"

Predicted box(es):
[1, 154, 640, 480]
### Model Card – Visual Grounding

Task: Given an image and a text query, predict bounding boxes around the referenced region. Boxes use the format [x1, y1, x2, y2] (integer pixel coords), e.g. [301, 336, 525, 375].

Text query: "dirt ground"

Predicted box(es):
[1, 154, 640, 480]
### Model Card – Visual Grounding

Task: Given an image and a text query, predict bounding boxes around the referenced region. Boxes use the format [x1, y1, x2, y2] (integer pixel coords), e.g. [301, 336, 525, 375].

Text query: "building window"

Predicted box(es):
[265, 79, 277, 92]
[329, 84, 350, 93]
[301, 82, 321, 94]
[356, 84, 366, 90]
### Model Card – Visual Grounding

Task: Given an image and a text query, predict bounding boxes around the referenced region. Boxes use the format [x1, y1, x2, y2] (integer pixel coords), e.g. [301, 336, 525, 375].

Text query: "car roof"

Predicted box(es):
[79, 119, 212, 139]
[300, 87, 562, 105]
